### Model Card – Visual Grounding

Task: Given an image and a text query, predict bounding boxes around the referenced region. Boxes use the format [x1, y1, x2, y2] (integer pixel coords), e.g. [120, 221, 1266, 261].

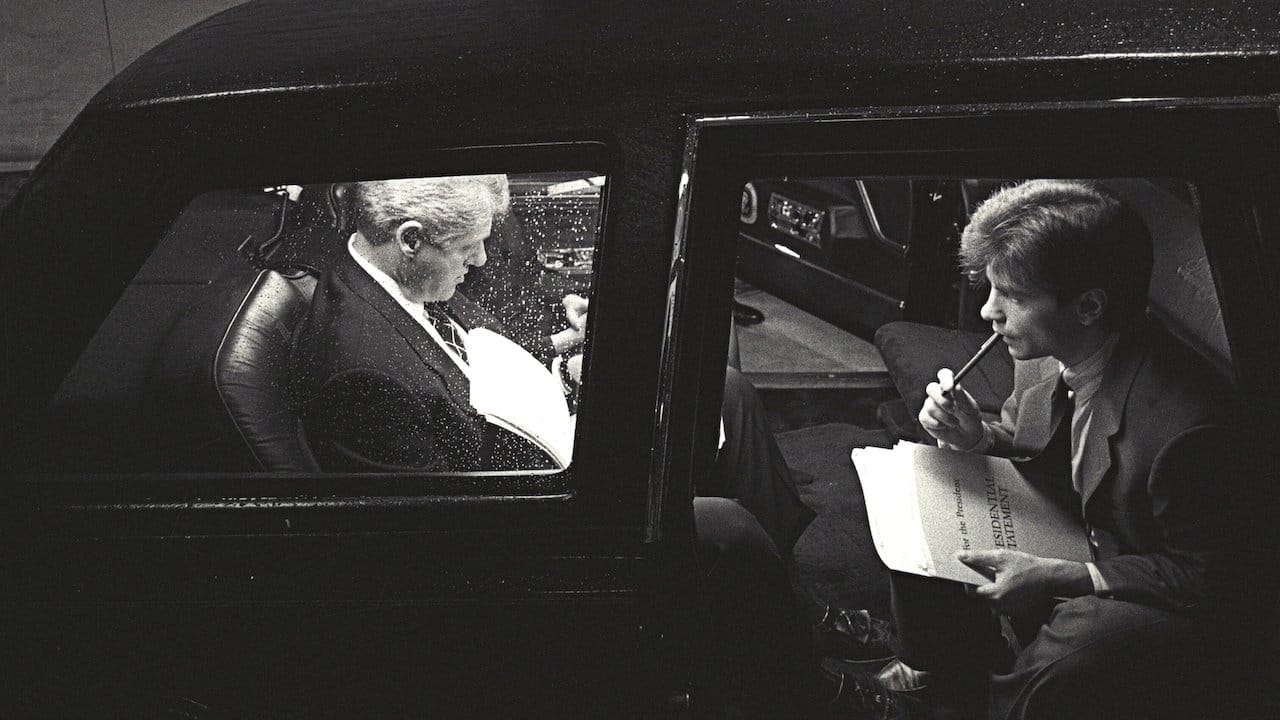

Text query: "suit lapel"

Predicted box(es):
[1014, 373, 1060, 454]
[1078, 329, 1146, 507]
[333, 253, 473, 406]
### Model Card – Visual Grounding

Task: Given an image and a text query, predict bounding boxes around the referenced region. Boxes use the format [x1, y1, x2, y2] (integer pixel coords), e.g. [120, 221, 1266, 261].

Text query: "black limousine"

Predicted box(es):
[2, 1, 1278, 718]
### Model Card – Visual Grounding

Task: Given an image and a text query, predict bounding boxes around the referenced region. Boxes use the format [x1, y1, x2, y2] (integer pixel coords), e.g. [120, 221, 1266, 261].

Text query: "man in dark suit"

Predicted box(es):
[288, 175, 549, 472]
[288, 174, 813, 551]
[842, 180, 1250, 718]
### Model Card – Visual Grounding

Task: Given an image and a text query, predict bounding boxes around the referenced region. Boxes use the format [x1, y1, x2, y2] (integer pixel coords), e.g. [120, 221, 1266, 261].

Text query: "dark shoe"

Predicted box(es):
[821, 663, 929, 720]
[815, 606, 896, 667]
[874, 658, 929, 692]
[732, 299, 765, 326]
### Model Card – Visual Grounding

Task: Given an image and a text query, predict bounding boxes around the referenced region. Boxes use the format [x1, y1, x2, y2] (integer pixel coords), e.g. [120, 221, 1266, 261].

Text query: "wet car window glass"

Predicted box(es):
[26, 172, 604, 475]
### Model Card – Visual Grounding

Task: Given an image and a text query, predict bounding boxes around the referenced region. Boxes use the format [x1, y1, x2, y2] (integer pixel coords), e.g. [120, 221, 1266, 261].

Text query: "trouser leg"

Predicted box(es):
[703, 367, 815, 554]
[992, 596, 1208, 720]
[693, 497, 822, 717]
[888, 570, 1007, 674]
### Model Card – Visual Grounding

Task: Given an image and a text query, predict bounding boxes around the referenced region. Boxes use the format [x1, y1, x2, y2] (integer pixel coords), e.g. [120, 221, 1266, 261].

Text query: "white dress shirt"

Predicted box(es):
[1060, 332, 1121, 596]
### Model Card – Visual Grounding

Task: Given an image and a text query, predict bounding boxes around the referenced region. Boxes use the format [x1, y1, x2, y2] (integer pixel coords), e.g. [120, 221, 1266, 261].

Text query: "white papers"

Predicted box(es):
[852, 441, 1092, 584]
[466, 328, 574, 468]
[852, 445, 937, 577]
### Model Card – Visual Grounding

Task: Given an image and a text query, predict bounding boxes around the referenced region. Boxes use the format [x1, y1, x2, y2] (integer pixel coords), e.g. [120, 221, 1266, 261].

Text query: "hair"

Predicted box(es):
[959, 179, 1153, 329]
[352, 174, 510, 247]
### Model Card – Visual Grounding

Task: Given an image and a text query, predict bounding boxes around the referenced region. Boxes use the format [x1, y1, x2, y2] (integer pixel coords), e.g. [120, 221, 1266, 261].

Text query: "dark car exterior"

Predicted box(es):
[3, 1, 1280, 717]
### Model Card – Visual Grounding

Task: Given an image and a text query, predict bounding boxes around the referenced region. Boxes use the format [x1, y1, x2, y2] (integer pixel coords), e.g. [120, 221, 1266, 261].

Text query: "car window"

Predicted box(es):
[18, 172, 604, 476]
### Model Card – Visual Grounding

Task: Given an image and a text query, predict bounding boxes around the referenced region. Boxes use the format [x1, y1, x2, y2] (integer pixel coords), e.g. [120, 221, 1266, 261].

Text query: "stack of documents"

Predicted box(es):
[851, 442, 1091, 584]
[467, 328, 575, 469]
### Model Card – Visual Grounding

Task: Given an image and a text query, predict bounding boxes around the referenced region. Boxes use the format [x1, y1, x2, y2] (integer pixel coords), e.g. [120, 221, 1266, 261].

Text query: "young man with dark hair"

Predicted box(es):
[838, 179, 1246, 719]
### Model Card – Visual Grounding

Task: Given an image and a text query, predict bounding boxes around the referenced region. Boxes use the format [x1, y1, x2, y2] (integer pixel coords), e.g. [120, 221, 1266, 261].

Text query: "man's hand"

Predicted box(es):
[551, 294, 590, 355]
[566, 353, 583, 385]
[562, 294, 589, 332]
[919, 368, 985, 451]
[957, 549, 1091, 615]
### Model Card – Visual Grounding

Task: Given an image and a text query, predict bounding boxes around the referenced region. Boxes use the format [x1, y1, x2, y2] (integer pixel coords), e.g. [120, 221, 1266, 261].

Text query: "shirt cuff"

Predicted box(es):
[1086, 562, 1114, 598]
[937, 422, 994, 454]
[551, 355, 570, 395]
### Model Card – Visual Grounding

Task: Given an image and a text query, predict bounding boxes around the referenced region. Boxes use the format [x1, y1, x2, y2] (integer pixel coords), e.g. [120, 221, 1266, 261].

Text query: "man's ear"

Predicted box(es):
[1076, 288, 1107, 326]
[394, 220, 426, 254]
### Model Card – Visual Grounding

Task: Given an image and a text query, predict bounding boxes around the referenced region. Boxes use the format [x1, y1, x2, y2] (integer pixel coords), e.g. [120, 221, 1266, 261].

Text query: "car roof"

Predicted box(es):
[7, 0, 1280, 419]
[92, 0, 1280, 112]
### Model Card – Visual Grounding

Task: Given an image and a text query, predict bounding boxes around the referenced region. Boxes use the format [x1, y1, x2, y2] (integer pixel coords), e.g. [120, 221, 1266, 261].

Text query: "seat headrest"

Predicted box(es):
[1098, 178, 1232, 380]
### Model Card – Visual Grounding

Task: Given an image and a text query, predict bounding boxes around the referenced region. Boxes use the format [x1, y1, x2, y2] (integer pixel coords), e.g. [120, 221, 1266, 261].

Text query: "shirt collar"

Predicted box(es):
[1059, 331, 1120, 398]
[348, 234, 473, 377]
[348, 233, 428, 320]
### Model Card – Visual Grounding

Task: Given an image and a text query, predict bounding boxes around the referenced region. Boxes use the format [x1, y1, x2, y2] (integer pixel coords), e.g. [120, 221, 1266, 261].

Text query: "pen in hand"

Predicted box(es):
[947, 332, 1003, 393]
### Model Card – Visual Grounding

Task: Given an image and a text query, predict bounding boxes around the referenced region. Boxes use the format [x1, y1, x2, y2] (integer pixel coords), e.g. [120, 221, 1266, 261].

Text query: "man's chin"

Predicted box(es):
[1005, 344, 1050, 362]
[424, 287, 458, 303]
[1002, 339, 1028, 360]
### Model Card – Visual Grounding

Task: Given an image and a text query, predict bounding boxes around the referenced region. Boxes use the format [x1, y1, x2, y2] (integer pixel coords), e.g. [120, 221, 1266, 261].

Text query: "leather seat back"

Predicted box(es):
[1097, 178, 1232, 379]
[147, 268, 319, 472]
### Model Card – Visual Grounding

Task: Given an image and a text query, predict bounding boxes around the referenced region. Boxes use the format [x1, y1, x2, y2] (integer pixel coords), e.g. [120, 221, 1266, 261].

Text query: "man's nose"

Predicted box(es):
[471, 246, 487, 268]
[979, 288, 1002, 323]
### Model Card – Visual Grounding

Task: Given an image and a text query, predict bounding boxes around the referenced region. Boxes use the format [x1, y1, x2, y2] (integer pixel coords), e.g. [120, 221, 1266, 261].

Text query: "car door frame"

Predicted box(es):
[665, 98, 1280, 441]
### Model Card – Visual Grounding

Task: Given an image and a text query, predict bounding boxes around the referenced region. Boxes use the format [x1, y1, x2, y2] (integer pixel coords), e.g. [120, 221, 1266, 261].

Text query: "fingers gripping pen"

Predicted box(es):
[947, 332, 1002, 396]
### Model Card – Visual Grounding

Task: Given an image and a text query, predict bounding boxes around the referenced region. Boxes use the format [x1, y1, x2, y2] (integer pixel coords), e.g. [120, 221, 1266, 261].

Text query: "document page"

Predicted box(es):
[854, 442, 1092, 584]
[852, 446, 934, 577]
[466, 328, 574, 468]
[910, 442, 1091, 583]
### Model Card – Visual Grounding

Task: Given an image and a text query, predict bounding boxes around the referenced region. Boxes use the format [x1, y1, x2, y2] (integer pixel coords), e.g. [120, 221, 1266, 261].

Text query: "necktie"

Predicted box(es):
[1041, 373, 1074, 468]
[1052, 373, 1075, 437]
[424, 302, 468, 364]
[1042, 372, 1082, 506]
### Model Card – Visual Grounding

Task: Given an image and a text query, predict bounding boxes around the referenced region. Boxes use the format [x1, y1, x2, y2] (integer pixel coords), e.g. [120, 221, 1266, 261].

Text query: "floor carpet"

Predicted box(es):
[735, 286, 886, 377]
[776, 422, 896, 618]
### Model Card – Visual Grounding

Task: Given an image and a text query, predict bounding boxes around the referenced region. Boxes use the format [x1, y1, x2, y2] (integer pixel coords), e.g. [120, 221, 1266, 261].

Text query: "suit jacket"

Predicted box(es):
[988, 321, 1241, 613]
[288, 251, 550, 472]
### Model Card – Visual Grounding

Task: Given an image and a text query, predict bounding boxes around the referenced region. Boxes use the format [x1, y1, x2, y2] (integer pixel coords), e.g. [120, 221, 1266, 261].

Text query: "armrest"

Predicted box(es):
[873, 321, 1014, 418]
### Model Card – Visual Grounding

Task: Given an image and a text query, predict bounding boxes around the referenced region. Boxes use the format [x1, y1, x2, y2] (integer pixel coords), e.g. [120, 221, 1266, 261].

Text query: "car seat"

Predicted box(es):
[145, 267, 320, 472]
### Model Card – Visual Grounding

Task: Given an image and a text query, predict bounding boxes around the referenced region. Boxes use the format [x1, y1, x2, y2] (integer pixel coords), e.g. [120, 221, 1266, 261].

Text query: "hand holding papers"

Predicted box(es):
[467, 328, 575, 469]
[852, 441, 1091, 585]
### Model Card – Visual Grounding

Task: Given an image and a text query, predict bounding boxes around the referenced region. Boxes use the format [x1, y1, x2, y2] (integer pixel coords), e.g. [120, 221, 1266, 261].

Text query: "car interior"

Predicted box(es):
[729, 175, 1234, 615]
